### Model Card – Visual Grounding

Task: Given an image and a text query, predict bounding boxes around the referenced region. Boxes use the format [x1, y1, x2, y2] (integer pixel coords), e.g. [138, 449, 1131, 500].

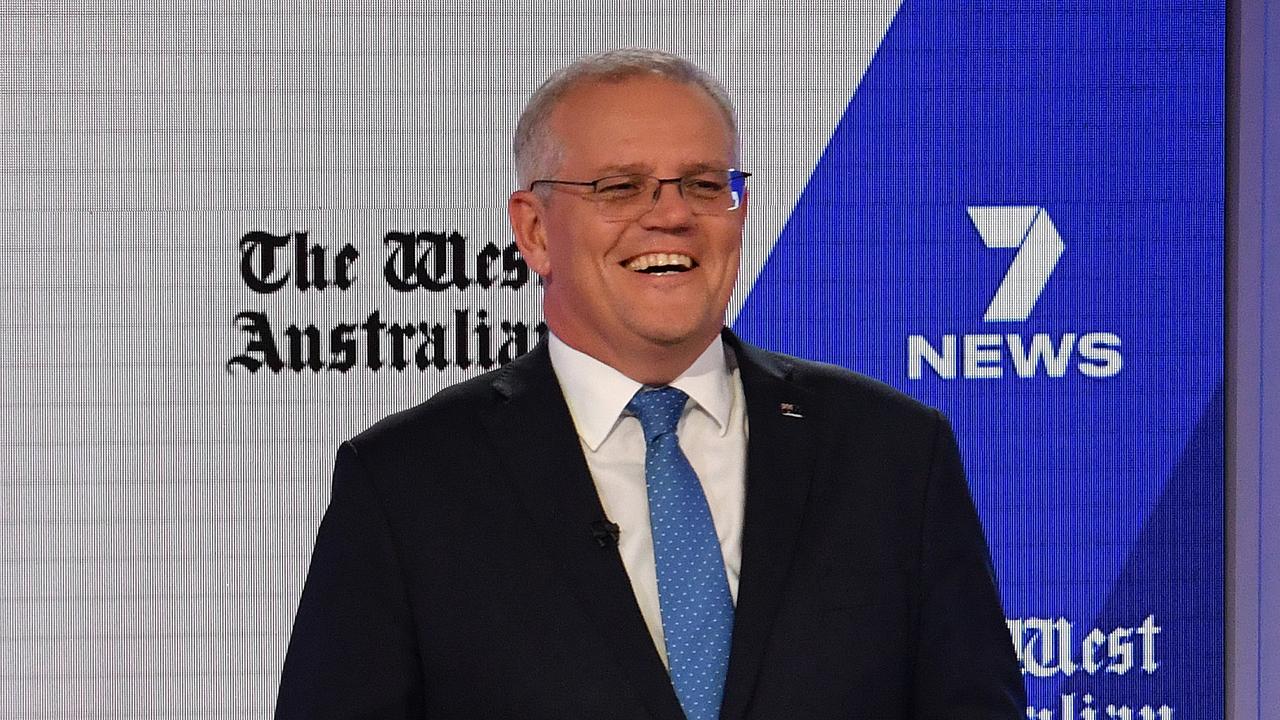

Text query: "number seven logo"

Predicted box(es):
[967, 206, 1066, 322]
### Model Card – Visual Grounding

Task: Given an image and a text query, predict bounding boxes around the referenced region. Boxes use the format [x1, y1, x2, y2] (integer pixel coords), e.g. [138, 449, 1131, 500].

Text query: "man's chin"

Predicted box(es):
[630, 321, 721, 351]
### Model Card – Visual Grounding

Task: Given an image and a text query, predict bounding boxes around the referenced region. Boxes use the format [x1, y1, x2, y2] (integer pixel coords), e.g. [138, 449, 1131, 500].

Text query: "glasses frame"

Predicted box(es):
[528, 169, 752, 218]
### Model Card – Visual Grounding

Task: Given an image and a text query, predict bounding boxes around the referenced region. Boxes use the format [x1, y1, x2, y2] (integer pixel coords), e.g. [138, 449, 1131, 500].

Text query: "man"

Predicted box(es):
[276, 49, 1025, 719]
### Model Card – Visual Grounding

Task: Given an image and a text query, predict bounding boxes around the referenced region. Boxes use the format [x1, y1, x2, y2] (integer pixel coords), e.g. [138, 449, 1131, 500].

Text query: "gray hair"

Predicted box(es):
[513, 48, 739, 188]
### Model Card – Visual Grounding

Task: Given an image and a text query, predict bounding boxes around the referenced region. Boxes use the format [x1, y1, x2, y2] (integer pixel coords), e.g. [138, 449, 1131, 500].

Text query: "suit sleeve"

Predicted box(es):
[275, 441, 425, 719]
[913, 412, 1026, 719]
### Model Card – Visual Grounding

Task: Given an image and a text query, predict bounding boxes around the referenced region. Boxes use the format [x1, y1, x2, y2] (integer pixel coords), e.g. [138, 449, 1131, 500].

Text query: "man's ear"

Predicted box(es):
[508, 190, 552, 278]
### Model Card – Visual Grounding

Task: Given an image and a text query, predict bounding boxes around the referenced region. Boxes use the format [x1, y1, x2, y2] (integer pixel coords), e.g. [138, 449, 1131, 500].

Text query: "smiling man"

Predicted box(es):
[508, 71, 744, 386]
[276, 49, 1025, 720]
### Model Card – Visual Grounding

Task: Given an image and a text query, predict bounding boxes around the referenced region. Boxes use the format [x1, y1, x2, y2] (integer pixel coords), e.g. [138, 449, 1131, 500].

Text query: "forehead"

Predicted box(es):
[547, 76, 737, 175]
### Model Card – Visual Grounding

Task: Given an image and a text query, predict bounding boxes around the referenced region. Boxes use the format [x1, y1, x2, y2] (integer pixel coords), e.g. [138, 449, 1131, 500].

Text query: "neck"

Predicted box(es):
[549, 326, 719, 385]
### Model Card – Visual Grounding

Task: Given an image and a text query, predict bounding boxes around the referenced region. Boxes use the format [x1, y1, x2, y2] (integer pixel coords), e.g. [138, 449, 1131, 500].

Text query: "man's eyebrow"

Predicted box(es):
[679, 161, 722, 174]
[594, 163, 651, 176]
[593, 162, 728, 177]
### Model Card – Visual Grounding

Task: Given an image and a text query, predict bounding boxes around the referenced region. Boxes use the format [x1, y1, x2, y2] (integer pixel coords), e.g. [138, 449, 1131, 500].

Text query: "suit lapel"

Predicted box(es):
[480, 343, 686, 720]
[719, 332, 821, 720]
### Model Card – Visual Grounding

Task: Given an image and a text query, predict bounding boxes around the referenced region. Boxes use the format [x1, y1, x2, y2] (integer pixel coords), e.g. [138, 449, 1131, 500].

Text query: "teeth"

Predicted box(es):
[624, 252, 695, 272]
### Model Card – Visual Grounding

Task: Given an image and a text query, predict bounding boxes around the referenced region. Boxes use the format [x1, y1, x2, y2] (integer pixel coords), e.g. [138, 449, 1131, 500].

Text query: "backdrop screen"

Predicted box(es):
[1, 3, 1222, 718]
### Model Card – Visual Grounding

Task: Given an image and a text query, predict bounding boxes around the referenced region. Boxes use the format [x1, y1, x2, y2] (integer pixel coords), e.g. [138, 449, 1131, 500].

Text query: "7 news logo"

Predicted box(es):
[907, 206, 1123, 381]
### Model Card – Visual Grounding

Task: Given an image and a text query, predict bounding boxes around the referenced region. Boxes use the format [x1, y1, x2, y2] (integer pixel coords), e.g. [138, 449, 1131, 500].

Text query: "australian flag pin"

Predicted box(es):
[779, 402, 804, 418]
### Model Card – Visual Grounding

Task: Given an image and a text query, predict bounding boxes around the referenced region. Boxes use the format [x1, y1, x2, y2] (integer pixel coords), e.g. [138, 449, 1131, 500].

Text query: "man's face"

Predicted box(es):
[510, 76, 745, 374]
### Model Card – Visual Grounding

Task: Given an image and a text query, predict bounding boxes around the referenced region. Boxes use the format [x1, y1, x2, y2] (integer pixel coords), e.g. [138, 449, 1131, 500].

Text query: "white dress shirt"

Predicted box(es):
[547, 333, 748, 667]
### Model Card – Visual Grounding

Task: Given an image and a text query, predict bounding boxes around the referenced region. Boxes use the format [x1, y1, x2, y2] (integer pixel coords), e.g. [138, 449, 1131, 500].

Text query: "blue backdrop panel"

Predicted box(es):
[735, 2, 1223, 715]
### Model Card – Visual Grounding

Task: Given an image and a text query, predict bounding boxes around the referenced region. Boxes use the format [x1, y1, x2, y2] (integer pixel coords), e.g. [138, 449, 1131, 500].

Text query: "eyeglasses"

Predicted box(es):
[528, 169, 751, 220]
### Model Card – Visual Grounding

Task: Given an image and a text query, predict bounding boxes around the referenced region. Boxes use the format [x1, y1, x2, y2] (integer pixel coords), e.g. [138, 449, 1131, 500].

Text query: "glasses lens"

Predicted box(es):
[592, 175, 655, 219]
[683, 171, 746, 213]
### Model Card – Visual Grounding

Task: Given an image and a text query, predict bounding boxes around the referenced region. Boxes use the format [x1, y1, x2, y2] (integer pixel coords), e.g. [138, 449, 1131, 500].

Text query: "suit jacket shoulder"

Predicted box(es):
[728, 335, 948, 474]
[351, 362, 511, 452]
[341, 345, 560, 485]
[738, 340, 937, 421]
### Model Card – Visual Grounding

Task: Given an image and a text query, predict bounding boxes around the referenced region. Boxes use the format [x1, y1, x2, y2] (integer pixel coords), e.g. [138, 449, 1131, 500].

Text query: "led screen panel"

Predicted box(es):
[736, 3, 1224, 717]
[0, 3, 1222, 717]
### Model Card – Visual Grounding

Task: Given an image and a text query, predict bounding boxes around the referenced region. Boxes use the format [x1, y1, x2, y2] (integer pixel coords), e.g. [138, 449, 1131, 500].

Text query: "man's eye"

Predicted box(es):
[685, 179, 728, 197]
[595, 179, 644, 197]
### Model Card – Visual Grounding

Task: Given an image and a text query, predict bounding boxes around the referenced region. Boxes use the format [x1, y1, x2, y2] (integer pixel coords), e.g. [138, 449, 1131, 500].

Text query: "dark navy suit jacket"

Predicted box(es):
[275, 331, 1025, 719]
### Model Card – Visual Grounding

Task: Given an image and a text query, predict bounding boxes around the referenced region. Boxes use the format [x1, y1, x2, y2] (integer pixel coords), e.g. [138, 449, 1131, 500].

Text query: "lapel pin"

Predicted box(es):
[779, 402, 804, 418]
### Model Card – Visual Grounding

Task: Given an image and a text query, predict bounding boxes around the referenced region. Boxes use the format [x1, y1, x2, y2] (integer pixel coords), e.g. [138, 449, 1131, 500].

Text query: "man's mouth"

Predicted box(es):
[622, 252, 698, 275]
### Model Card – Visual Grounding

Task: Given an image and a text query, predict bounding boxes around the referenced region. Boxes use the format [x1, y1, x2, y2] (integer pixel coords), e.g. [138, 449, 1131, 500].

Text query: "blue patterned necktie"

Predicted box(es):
[627, 386, 734, 720]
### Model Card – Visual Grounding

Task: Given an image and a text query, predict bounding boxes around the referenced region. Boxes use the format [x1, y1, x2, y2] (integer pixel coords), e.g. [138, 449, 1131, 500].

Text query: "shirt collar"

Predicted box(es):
[548, 332, 734, 451]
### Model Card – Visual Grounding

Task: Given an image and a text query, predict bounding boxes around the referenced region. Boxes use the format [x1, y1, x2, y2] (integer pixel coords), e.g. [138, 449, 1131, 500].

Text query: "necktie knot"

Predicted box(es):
[627, 386, 688, 442]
